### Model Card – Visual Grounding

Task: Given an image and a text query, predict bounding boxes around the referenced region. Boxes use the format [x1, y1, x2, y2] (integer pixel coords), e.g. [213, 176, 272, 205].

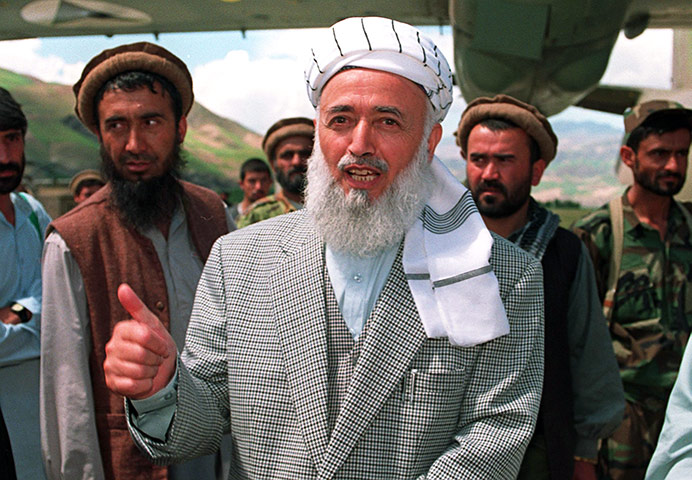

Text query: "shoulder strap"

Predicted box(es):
[675, 200, 692, 231]
[604, 196, 624, 321]
[17, 192, 42, 242]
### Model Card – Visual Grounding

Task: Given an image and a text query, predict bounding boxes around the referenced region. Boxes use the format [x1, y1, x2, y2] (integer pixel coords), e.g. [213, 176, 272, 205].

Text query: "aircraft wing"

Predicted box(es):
[0, 0, 449, 40]
[1, 0, 690, 41]
[628, 0, 692, 30]
[576, 86, 642, 115]
[1, 0, 691, 117]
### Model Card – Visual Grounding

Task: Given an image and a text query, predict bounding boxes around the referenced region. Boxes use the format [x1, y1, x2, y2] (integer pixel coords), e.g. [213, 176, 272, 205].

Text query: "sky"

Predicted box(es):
[0, 26, 674, 141]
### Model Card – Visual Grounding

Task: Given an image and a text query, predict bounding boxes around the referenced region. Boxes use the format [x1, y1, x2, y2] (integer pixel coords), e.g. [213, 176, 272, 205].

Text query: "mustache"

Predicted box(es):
[120, 153, 157, 163]
[0, 164, 21, 174]
[476, 179, 508, 196]
[337, 154, 389, 173]
[288, 165, 307, 175]
[656, 171, 683, 180]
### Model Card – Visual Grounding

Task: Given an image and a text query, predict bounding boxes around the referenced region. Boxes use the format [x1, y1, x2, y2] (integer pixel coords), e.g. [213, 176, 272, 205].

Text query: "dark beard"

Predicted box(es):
[101, 144, 185, 230]
[0, 154, 25, 194]
[276, 164, 307, 196]
[471, 178, 531, 219]
[633, 159, 685, 197]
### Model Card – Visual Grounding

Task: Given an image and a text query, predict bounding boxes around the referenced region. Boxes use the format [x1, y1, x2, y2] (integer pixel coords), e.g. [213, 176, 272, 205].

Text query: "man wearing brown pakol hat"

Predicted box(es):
[39, 42, 234, 480]
[69, 169, 105, 205]
[236, 116, 313, 227]
[459, 94, 624, 480]
[574, 100, 692, 479]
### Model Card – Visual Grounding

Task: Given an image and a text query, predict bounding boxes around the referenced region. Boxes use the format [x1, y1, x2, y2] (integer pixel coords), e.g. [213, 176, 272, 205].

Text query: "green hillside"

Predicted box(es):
[0, 68, 263, 193]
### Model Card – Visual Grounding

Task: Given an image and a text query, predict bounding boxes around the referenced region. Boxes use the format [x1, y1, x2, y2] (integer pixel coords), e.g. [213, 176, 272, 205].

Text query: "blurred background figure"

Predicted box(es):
[237, 116, 313, 227]
[227, 157, 271, 223]
[69, 169, 104, 205]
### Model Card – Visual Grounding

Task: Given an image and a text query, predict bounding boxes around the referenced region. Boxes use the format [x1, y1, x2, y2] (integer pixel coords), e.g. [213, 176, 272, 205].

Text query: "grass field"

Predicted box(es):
[549, 208, 594, 229]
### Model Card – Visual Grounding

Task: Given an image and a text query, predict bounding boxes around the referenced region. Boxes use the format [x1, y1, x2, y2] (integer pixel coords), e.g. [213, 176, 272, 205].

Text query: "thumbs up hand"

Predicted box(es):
[104, 283, 177, 400]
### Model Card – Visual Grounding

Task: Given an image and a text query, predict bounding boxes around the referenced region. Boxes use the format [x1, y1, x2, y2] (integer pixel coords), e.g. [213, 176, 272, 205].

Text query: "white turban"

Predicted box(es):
[305, 17, 454, 123]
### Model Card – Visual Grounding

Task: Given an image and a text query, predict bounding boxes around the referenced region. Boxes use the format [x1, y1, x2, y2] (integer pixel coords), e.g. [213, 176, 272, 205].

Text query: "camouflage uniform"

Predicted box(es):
[573, 190, 692, 479]
[236, 191, 297, 228]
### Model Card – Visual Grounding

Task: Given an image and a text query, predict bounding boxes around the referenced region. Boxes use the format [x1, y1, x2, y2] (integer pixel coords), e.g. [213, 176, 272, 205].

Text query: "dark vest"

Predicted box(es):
[50, 181, 228, 480]
[539, 227, 582, 479]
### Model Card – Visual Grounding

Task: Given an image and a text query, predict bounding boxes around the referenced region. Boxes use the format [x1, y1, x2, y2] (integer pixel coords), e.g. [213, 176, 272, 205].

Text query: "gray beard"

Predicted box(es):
[305, 135, 434, 258]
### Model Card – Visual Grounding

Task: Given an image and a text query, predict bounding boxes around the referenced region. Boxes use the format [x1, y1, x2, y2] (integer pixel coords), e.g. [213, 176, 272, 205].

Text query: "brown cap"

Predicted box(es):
[73, 42, 193, 132]
[623, 99, 692, 134]
[262, 117, 314, 162]
[455, 94, 558, 163]
[69, 169, 104, 196]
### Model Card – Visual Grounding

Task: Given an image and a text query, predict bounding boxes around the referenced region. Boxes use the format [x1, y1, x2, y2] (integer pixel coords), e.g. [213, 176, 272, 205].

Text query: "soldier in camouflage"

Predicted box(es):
[573, 100, 692, 480]
[237, 117, 313, 227]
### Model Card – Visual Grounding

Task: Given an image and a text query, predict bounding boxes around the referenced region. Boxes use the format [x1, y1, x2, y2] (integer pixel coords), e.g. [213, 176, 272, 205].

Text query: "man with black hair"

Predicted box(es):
[228, 157, 271, 222]
[0, 86, 51, 480]
[574, 100, 692, 479]
[40, 43, 233, 480]
[460, 94, 623, 480]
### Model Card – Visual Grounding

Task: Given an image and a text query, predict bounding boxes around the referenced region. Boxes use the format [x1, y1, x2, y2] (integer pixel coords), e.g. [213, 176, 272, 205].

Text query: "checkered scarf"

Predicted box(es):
[508, 199, 560, 261]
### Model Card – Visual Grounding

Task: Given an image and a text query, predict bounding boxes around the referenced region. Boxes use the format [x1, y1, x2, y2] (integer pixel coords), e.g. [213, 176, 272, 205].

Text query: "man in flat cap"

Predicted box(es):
[237, 117, 313, 227]
[69, 169, 105, 205]
[573, 100, 692, 478]
[104, 17, 544, 478]
[0, 87, 51, 480]
[459, 94, 624, 480]
[40, 42, 233, 480]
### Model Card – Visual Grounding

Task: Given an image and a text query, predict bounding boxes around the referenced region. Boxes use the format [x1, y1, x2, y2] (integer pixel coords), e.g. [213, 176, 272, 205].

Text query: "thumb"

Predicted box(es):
[117, 283, 164, 330]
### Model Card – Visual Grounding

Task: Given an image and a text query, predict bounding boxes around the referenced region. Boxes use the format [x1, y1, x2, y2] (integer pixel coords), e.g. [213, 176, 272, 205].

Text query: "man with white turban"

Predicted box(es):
[103, 17, 545, 479]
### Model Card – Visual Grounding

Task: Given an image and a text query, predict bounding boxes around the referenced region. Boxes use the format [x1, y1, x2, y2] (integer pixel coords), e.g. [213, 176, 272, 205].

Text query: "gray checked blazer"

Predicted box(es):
[129, 210, 544, 479]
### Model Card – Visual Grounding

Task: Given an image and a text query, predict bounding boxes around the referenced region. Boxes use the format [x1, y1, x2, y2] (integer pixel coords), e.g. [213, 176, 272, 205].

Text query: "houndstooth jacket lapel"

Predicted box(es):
[320, 249, 427, 478]
[269, 226, 330, 472]
[268, 217, 430, 478]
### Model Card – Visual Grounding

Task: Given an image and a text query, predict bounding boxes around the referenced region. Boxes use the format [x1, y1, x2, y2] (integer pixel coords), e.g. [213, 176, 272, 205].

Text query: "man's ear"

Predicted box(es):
[177, 116, 188, 143]
[620, 145, 636, 169]
[426, 123, 443, 162]
[90, 123, 102, 142]
[531, 159, 547, 187]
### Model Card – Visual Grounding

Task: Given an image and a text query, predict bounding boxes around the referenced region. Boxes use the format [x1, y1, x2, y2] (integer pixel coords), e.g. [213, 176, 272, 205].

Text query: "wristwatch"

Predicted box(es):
[10, 303, 31, 323]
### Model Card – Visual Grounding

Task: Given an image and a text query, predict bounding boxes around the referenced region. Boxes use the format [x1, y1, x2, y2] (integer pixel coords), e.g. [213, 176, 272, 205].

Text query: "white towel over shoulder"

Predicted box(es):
[403, 158, 509, 346]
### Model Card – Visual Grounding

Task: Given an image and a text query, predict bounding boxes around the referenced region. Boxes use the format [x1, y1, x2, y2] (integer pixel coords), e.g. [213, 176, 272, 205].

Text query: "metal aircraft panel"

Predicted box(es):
[1, 0, 691, 117]
[0, 0, 449, 40]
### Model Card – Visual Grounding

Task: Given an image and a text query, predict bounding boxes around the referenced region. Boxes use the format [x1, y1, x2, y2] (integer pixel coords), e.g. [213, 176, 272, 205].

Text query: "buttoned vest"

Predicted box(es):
[49, 181, 228, 480]
[325, 279, 364, 434]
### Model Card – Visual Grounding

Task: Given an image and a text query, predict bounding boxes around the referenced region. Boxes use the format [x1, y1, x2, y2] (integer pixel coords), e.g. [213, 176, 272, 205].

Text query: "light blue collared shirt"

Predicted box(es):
[646, 339, 692, 479]
[0, 192, 51, 367]
[325, 243, 399, 340]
